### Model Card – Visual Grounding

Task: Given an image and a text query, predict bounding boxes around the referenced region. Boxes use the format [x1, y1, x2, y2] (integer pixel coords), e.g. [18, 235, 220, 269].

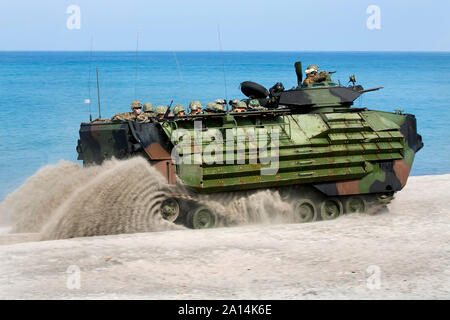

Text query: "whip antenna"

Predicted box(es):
[134, 29, 140, 100]
[86, 36, 94, 121]
[217, 24, 228, 108]
[96, 67, 102, 119]
[172, 52, 188, 107]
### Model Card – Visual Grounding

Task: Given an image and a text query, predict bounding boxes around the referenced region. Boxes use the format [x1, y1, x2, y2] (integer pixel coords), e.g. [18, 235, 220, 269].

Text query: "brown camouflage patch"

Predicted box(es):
[90, 124, 102, 141]
[336, 179, 360, 195]
[393, 159, 411, 187]
[153, 160, 176, 184]
[144, 142, 172, 160]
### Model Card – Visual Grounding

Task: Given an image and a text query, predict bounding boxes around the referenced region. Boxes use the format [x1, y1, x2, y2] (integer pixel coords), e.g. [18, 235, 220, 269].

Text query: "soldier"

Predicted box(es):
[205, 102, 219, 113]
[173, 104, 186, 116]
[111, 113, 127, 121]
[214, 99, 227, 109]
[130, 100, 143, 115]
[303, 64, 328, 85]
[136, 102, 153, 122]
[209, 102, 225, 113]
[112, 100, 143, 121]
[155, 105, 169, 120]
[139, 102, 154, 122]
[143, 103, 153, 115]
[229, 99, 239, 108]
[248, 99, 265, 111]
[230, 99, 247, 113]
[189, 100, 203, 115]
[215, 103, 225, 112]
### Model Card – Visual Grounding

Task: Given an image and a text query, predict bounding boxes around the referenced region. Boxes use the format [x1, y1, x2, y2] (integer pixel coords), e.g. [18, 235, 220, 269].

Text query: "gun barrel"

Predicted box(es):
[163, 100, 173, 119]
[359, 86, 384, 94]
[294, 61, 303, 86]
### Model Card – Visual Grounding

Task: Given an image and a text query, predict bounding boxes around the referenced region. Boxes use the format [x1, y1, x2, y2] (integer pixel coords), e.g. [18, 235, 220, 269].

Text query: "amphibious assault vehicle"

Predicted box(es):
[76, 61, 423, 229]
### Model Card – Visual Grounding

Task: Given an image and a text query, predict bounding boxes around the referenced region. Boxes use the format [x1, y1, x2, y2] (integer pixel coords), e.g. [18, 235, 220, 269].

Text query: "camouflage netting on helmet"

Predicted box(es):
[305, 64, 319, 74]
[237, 101, 248, 109]
[173, 104, 185, 115]
[229, 99, 239, 106]
[214, 99, 227, 105]
[131, 100, 142, 110]
[155, 105, 168, 115]
[143, 103, 153, 113]
[205, 102, 224, 112]
[249, 99, 260, 108]
[189, 100, 202, 111]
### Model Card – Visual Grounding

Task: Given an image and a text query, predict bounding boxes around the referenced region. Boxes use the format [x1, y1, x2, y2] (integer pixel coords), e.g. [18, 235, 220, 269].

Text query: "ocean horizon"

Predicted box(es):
[2, 50, 450, 52]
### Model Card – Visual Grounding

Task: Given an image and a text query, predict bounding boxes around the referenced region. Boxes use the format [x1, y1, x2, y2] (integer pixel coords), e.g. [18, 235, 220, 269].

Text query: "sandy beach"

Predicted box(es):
[0, 174, 449, 299]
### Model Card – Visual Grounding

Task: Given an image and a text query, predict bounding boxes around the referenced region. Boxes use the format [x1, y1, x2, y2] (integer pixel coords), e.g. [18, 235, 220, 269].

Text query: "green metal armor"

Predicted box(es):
[76, 61, 423, 229]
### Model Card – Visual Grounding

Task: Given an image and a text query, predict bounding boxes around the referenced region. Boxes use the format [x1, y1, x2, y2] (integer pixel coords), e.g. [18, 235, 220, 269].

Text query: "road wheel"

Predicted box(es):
[188, 206, 217, 229]
[320, 198, 343, 220]
[293, 199, 317, 223]
[344, 196, 367, 214]
[160, 198, 180, 222]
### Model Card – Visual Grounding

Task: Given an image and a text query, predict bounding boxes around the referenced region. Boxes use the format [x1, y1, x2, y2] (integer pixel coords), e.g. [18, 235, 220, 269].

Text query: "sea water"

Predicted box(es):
[0, 51, 449, 200]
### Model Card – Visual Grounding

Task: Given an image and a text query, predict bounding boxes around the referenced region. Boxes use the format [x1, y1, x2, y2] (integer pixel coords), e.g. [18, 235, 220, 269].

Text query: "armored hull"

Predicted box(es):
[76, 63, 423, 228]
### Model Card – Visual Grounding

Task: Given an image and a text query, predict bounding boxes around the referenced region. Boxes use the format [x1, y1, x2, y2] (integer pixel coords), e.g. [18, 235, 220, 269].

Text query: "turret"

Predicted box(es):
[240, 61, 384, 111]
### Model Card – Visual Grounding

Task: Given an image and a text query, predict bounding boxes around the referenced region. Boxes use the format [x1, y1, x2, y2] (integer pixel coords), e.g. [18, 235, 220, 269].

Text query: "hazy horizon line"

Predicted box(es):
[1, 50, 450, 53]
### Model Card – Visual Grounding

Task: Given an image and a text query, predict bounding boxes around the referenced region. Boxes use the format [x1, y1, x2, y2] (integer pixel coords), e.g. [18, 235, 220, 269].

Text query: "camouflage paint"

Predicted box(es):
[76, 75, 423, 198]
[77, 121, 177, 182]
[313, 112, 422, 196]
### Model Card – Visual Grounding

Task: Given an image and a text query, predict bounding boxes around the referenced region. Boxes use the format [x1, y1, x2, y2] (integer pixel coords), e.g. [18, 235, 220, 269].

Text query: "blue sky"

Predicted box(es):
[0, 0, 449, 51]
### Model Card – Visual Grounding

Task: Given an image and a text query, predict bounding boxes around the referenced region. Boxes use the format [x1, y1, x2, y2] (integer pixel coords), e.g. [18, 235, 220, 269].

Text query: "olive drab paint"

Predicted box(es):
[76, 62, 423, 198]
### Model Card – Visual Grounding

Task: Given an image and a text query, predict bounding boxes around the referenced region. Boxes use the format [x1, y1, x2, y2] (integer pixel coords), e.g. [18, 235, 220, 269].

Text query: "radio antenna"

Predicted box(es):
[96, 67, 102, 119]
[173, 52, 188, 107]
[134, 29, 140, 100]
[217, 24, 228, 109]
[86, 36, 93, 121]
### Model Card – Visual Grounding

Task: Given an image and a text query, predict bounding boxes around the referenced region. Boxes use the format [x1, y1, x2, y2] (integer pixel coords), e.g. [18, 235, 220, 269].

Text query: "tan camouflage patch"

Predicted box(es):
[336, 179, 361, 195]
[144, 142, 171, 160]
[393, 159, 411, 187]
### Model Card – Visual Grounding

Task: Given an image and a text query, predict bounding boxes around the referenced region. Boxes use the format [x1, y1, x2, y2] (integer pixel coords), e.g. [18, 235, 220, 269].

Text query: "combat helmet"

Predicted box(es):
[205, 102, 221, 112]
[143, 103, 153, 113]
[232, 100, 247, 112]
[155, 105, 168, 116]
[214, 99, 227, 106]
[230, 99, 247, 110]
[229, 99, 240, 107]
[130, 100, 143, 110]
[189, 100, 202, 111]
[248, 99, 261, 109]
[214, 103, 225, 111]
[237, 101, 247, 109]
[173, 104, 185, 116]
[305, 64, 319, 75]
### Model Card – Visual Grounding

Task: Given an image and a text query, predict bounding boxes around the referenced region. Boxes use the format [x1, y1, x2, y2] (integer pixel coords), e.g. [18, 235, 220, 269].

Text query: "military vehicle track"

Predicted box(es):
[159, 186, 394, 229]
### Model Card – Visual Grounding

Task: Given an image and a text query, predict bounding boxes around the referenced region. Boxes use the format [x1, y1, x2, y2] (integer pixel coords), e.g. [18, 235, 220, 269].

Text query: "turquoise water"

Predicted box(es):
[0, 51, 449, 200]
